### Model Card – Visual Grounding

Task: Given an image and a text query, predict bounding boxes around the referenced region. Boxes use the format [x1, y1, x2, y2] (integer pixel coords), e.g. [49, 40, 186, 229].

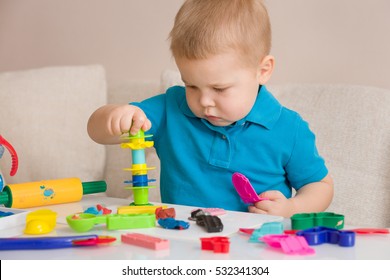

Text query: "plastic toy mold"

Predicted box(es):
[200, 237, 230, 253]
[232, 172, 268, 204]
[352, 228, 389, 234]
[248, 222, 284, 243]
[296, 227, 355, 247]
[291, 212, 345, 230]
[121, 233, 169, 250]
[261, 234, 315, 255]
[66, 213, 156, 232]
[117, 205, 167, 215]
[24, 209, 57, 235]
[0, 135, 19, 177]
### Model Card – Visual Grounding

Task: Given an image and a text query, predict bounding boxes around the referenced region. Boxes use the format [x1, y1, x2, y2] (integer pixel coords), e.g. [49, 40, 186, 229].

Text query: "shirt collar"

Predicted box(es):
[245, 85, 282, 129]
[179, 85, 282, 130]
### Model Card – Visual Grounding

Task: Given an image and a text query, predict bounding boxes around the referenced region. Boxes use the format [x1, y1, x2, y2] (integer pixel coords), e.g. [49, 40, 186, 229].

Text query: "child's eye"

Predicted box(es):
[214, 87, 226, 93]
[185, 85, 197, 90]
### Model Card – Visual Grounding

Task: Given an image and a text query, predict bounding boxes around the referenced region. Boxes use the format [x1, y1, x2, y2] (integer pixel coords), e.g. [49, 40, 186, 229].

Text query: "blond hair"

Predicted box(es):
[169, 0, 271, 66]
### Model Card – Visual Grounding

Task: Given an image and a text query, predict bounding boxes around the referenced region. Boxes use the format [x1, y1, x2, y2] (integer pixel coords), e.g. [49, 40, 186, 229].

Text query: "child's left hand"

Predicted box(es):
[248, 190, 294, 218]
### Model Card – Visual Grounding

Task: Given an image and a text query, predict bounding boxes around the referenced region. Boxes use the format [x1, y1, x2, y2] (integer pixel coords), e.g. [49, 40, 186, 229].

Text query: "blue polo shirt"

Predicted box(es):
[132, 85, 328, 211]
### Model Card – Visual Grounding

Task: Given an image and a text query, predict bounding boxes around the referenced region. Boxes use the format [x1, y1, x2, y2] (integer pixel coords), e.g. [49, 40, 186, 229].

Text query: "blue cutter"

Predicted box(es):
[296, 226, 355, 247]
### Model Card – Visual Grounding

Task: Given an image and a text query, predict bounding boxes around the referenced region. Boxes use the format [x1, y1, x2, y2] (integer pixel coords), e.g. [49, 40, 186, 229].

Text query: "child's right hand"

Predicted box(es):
[106, 104, 151, 136]
[87, 104, 151, 144]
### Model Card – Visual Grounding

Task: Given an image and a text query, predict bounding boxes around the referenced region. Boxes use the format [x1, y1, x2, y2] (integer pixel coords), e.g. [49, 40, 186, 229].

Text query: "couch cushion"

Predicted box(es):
[0, 65, 107, 187]
[269, 84, 390, 227]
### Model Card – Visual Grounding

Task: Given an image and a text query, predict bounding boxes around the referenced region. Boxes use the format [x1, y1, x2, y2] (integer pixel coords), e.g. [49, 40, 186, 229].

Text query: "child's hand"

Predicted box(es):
[106, 104, 151, 136]
[87, 104, 151, 144]
[248, 190, 294, 218]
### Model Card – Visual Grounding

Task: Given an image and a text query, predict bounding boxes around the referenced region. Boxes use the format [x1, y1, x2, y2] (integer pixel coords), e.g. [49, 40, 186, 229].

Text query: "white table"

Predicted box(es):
[1, 195, 389, 260]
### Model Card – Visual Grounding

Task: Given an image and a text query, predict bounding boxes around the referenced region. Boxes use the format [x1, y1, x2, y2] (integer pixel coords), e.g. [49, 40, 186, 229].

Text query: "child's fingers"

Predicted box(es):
[259, 190, 284, 200]
[141, 118, 152, 132]
[248, 205, 268, 215]
[118, 113, 134, 134]
[253, 199, 273, 211]
[110, 116, 126, 136]
[130, 114, 147, 135]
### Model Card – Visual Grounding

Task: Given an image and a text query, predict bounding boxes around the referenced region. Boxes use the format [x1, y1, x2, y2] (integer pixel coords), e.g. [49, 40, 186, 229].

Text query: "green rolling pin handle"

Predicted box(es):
[0, 189, 10, 206]
[82, 180, 107, 195]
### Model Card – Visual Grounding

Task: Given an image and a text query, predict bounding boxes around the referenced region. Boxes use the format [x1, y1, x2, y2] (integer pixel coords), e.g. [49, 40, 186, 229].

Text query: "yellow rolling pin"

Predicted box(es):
[0, 178, 106, 208]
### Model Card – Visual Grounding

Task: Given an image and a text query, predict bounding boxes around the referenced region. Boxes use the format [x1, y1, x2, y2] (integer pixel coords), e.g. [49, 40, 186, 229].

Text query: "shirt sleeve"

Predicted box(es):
[131, 93, 167, 138]
[285, 116, 328, 190]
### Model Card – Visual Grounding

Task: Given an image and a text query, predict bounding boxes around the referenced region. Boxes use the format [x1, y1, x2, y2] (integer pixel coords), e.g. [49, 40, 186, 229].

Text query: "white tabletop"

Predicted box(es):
[1, 195, 389, 260]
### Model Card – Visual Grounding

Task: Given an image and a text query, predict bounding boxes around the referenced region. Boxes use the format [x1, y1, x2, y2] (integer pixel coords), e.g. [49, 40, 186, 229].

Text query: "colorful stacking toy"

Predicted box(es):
[121, 130, 156, 206]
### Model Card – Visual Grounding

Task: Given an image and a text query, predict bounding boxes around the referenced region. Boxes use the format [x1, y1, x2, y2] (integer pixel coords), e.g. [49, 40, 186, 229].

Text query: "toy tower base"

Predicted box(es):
[126, 186, 155, 206]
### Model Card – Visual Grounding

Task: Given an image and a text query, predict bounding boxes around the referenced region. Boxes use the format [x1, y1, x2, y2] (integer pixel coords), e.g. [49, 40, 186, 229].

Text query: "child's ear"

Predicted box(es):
[257, 55, 275, 85]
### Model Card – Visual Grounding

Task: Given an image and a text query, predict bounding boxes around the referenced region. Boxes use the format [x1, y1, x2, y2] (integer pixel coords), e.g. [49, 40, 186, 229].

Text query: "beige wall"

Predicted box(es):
[1, 0, 389, 90]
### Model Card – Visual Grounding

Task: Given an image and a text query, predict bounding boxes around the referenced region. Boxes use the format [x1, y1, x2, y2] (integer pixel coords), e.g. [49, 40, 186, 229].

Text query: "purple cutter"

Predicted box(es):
[232, 172, 268, 204]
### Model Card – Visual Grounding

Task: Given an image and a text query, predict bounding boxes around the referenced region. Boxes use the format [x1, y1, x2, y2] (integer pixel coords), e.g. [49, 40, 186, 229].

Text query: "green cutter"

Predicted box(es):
[291, 212, 345, 230]
[66, 213, 156, 232]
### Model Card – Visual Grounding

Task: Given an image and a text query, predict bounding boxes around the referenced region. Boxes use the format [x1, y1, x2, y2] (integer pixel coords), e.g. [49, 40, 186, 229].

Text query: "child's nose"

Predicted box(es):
[199, 91, 215, 107]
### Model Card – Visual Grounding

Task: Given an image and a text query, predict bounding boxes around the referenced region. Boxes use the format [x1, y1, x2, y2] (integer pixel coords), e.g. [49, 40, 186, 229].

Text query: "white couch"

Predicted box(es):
[1, 65, 389, 228]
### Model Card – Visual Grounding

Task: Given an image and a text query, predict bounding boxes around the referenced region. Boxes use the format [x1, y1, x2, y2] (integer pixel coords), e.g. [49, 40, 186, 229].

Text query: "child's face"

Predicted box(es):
[176, 51, 263, 127]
